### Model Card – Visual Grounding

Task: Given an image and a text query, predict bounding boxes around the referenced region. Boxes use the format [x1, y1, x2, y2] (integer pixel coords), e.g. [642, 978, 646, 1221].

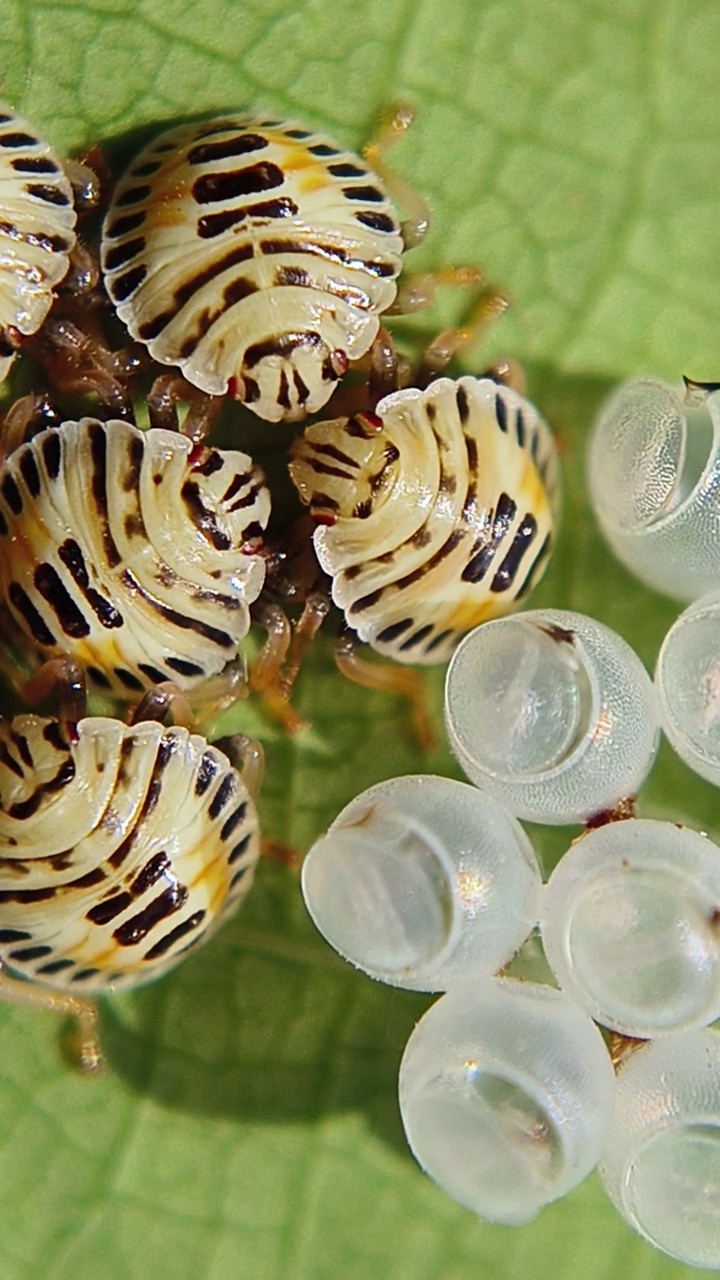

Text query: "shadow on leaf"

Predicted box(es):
[100, 860, 431, 1158]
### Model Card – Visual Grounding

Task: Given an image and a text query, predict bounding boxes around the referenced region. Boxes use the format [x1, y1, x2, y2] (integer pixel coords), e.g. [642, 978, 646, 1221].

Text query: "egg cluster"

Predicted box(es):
[301, 377, 720, 1270]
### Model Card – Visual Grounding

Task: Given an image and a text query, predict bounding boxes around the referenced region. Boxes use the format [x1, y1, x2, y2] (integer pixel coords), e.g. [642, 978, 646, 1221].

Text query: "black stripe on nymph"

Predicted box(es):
[516, 406, 526, 448]
[0, 131, 37, 148]
[243, 330, 323, 368]
[12, 155, 58, 174]
[376, 618, 413, 645]
[456, 385, 470, 423]
[495, 393, 508, 432]
[208, 773, 236, 820]
[113, 884, 189, 946]
[114, 183, 151, 208]
[86, 891, 134, 925]
[88, 424, 121, 568]
[113, 667, 144, 691]
[355, 211, 396, 233]
[19, 449, 41, 498]
[516, 532, 551, 600]
[120, 568, 235, 649]
[220, 803, 247, 842]
[33, 562, 90, 638]
[25, 182, 70, 207]
[104, 210, 146, 240]
[188, 133, 268, 165]
[103, 236, 146, 272]
[490, 512, 538, 593]
[58, 539, 123, 630]
[193, 161, 284, 204]
[165, 656, 205, 677]
[398, 624, 434, 651]
[195, 751, 220, 795]
[144, 909, 206, 960]
[1, 472, 22, 515]
[109, 264, 147, 302]
[181, 480, 231, 550]
[41, 430, 61, 479]
[342, 184, 384, 203]
[258, 236, 396, 278]
[8, 944, 53, 961]
[328, 162, 366, 179]
[461, 492, 517, 584]
[229, 833, 252, 864]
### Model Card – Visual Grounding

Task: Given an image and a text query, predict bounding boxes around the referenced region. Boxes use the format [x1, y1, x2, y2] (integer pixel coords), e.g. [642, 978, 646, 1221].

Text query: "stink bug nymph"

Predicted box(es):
[0, 102, 80, 382]
[0, 414, 270, 702]
[100, 109, 441, 423]
[287, 374, 559, 732]
[0, 710, 261, 1069]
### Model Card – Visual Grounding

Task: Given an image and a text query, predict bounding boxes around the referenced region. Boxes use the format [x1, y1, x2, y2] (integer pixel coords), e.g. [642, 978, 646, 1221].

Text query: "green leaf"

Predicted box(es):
[0, 1, 717, 1277]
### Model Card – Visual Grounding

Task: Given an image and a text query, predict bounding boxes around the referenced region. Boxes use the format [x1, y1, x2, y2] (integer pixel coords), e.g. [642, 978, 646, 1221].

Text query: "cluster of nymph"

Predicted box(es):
[0, 100, 559, 1075]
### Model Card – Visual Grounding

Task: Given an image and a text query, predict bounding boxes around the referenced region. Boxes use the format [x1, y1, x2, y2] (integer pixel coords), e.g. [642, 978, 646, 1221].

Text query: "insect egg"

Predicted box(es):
[100, 114, 404, 423]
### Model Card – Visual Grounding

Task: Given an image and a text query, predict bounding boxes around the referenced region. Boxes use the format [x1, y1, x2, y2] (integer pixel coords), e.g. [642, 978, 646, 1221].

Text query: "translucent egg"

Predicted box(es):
[301, 776, 542, 990]
[655, 590, 720, 785]
[587, 377, 720, 600]
[444, 609, 658, 823]
[541, 818, 720, 1036]
[399, 978, 616, 1224]
[599, 1030, 720, 1268]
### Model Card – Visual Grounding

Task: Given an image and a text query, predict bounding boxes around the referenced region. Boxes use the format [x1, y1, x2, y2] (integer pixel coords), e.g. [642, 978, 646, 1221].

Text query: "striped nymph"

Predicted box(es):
[0, 417, 270, 699]
[101, 113, 404, 423]
[0, 713, 259, 992]
[289, 376, 560, 663]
